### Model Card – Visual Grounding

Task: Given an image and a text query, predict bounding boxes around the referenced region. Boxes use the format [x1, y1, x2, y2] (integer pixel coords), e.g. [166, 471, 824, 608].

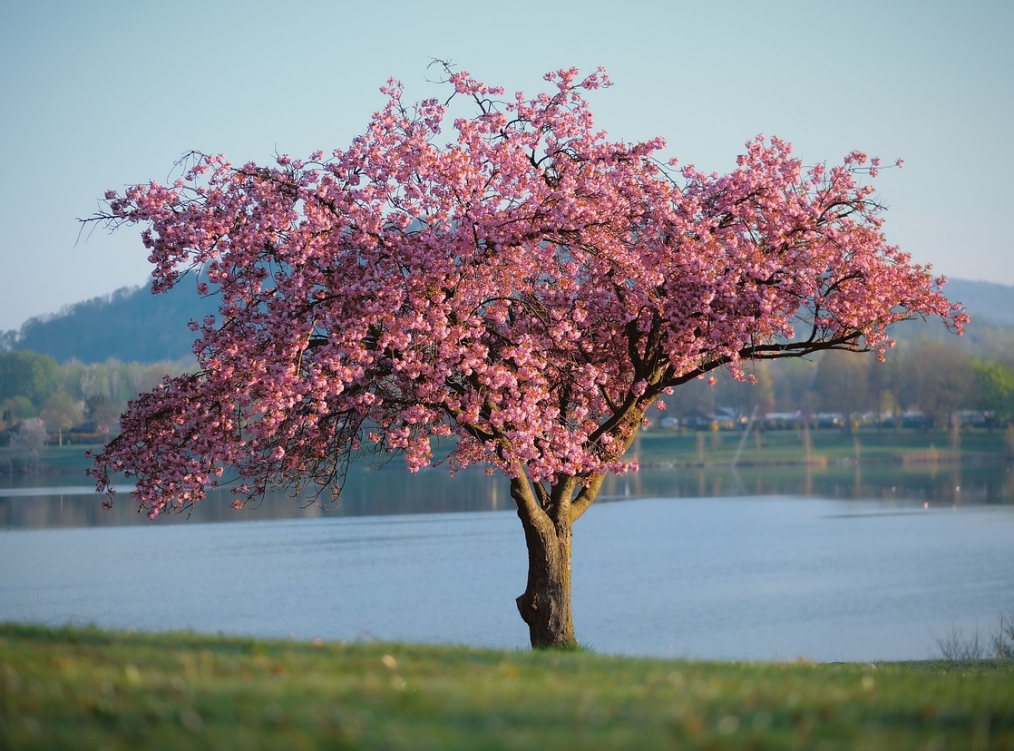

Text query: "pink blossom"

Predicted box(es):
[87, 66, 964, 526]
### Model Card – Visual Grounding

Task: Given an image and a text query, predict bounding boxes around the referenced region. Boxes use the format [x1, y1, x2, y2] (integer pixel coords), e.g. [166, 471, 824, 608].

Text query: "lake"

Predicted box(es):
[1, 464, 1013, 662]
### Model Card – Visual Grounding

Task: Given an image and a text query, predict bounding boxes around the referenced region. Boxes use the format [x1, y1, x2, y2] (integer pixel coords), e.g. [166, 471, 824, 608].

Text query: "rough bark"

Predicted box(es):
[516, 510, 575, 648]
[511, 474, 579, 648]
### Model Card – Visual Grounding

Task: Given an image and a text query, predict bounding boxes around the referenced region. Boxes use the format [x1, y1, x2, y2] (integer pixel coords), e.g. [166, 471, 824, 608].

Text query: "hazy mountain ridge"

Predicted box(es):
[3, 280, 217, 364]
[940, 279, 1014, 326]
[2, 277, 1010, 364]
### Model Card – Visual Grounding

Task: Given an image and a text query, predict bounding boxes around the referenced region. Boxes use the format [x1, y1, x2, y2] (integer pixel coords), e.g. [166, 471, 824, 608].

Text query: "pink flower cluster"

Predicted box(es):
[89, 68, 965, 517]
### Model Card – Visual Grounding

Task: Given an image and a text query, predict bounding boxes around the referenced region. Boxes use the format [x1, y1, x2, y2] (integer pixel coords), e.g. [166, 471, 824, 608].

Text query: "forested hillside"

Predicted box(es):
[1, 277, 1010, 365]
[944, 279, 1014, 326]
[2, 279, 216, 363]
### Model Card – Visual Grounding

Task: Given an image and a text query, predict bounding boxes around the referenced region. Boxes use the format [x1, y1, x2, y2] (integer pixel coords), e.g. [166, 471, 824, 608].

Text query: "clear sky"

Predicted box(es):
[1, 0, 1010, 333]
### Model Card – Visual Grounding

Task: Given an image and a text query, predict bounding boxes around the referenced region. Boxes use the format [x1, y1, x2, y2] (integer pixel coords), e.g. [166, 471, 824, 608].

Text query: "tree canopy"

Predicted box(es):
[87, 66, 965, 647]
[0, 351, 59, 406]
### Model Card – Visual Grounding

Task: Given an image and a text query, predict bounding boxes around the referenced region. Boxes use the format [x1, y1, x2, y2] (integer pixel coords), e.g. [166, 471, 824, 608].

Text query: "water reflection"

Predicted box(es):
[599, 462, 1014, 507]
[1, 462, 1011, 529]
[0, 465, 511, 529]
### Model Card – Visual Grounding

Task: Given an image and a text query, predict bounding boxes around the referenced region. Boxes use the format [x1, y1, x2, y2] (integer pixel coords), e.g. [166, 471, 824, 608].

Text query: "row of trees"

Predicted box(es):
[661, 337, 1014, 430]
[3, 337, 1013, 443]
[0, 351, 188, 441]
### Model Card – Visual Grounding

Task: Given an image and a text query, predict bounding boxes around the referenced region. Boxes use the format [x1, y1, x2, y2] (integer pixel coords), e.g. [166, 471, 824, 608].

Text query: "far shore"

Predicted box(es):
[5, 425, 1011, 480]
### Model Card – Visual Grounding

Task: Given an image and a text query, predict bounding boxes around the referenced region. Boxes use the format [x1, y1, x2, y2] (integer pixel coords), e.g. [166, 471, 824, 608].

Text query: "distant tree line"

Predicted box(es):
[3, 321, 1014, 452]
[665, 338, 1014, 431]
[1, 351, 190, 446]
[658, 318, 1014, 431]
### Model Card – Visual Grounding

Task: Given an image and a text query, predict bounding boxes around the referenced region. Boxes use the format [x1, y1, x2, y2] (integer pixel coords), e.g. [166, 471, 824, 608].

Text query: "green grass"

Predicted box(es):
[3, 624, 1012, 750]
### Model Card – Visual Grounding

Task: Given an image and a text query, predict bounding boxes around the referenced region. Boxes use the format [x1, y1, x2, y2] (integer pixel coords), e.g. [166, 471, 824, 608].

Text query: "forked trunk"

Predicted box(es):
[516, 511, 575, 649]
[509, 416, 639, 648]
[509, 466, 611, 649]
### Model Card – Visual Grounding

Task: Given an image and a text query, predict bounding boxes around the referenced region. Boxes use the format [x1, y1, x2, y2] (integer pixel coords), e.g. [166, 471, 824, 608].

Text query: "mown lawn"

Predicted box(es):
[2, 623, 1012, 750]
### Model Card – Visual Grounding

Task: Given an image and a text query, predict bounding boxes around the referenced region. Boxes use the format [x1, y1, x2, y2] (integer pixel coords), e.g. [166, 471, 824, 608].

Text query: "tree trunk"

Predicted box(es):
[508, 473, 587, 649]
[506, 454, 614, 648]
[516, 509, 575, 649]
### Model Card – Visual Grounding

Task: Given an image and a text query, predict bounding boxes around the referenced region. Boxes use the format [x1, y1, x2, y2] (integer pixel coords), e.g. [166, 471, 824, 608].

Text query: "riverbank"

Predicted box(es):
[633, 426, 1014, 468]
[2, 623, 1011, 750]
[6, 426, 1014, 480]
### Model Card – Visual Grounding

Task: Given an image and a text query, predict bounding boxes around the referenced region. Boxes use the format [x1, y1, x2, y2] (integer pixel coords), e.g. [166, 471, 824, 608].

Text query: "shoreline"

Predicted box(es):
[5, 426, 1013, 478]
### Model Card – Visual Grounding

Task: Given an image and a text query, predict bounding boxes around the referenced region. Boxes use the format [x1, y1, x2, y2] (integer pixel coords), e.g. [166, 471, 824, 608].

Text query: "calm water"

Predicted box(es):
[2, 465, 1013, 662]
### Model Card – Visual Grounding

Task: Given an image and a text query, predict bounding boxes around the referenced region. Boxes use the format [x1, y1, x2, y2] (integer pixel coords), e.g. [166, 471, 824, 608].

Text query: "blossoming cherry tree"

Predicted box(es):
[89, 67, 965, 648]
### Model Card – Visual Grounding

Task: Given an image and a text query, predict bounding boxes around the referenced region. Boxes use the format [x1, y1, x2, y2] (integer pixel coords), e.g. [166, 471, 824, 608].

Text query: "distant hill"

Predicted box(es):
[941, 279, 1014, 326]
[1, 276, 1010, 364]
[5, 280, 217, 364]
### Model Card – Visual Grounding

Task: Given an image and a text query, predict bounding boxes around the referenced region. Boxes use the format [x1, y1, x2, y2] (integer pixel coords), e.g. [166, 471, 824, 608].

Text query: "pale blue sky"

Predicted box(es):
[1, 0, 1010, 332]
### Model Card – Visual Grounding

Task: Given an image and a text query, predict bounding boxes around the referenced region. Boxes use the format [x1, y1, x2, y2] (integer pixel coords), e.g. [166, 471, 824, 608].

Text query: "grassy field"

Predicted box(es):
[2, 623, 1012, 750]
